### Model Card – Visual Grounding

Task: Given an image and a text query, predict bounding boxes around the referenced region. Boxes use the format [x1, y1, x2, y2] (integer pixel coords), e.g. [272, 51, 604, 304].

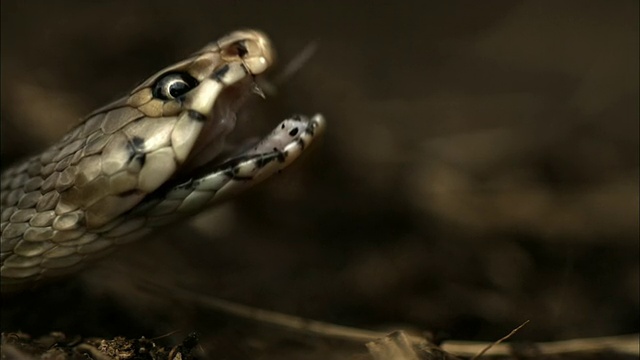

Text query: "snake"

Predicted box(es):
[0, 30, 326, 293]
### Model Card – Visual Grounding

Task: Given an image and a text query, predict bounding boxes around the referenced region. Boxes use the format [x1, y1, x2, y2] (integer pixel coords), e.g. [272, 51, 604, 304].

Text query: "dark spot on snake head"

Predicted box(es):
[305, 126, 315, 136]
[127, 136, 146, 166]
[233, 41, 249, 57]
[213, 64, 230, 81]
[135, 153, 146, 167]
[288, 127, 299, 137]
[188, 110, 207, 122]
[291, 114, 302, 121]
[296, 138, 306, 150]
[131, 136, 145, 150]
[255, 151, 283, 168]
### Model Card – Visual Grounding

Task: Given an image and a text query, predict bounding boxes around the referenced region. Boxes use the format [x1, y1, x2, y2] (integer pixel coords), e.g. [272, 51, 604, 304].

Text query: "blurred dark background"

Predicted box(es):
[1, 1, 638, 358]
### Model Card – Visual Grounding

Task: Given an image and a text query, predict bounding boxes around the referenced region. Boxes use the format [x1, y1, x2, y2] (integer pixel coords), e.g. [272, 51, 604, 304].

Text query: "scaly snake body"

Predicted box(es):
[0, 30, 325, 293]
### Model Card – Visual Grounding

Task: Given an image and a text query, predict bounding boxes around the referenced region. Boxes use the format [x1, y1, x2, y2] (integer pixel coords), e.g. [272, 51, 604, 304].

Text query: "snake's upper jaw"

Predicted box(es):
[171, 31, 276, 171]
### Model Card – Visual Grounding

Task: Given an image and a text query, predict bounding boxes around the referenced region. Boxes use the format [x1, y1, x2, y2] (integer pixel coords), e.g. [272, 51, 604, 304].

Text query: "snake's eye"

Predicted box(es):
[152, 73, 199, 100]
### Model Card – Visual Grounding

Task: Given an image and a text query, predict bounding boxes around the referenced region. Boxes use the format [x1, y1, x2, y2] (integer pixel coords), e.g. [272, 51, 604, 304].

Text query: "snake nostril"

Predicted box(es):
[221, 41, 249, 59]
[233, 41, 249, 57]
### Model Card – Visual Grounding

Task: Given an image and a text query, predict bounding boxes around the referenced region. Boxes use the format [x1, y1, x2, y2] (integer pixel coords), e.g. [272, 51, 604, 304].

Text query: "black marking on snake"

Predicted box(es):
[131, 136, 145, 149]
[291, 114, 303, 121]
[234, 41, 249, 57]
[188, 110, 207, 122]
[213, 64, 230, 81]
[305, 125, 315, 136]
[231, 165, 254, 181]
[255, 152, 282, 168]
[227, 152, 284, 180]
[288, 127, 299, 137]
[127, 136, 146, 166]
[296, 138, 306, 151]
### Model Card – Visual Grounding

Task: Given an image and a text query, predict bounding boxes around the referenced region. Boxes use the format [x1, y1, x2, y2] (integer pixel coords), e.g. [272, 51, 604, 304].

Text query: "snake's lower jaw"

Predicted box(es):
[227, 113, 326, 183]
[141, 113, 326, 212]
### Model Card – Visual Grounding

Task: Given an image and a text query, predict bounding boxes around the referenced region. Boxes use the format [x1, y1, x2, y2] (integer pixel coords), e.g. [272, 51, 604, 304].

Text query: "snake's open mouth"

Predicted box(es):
[135, 74, 326, 216]
[88, 44, 323, 226]
[177, 79, 257, 176]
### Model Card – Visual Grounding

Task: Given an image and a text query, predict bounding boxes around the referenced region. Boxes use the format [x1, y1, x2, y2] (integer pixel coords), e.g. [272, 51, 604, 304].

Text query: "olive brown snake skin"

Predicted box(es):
[0, 30, 326, 293]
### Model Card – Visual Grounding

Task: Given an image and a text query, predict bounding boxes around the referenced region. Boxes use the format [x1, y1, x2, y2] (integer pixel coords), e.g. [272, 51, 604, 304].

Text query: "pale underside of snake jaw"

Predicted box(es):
[0, 30, 326, 293]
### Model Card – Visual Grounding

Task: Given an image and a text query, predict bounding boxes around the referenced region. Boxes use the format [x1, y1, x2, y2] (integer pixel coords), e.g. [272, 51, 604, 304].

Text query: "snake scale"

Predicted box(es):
[0, 30, 325, 293]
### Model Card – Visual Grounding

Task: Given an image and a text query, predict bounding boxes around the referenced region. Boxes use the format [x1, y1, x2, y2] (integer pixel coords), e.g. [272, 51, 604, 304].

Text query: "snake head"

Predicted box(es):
[56, 30, 278, 229]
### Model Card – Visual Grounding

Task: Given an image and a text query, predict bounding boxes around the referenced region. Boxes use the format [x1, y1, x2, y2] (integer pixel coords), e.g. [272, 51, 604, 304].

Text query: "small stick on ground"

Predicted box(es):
[471, 320, 529, 360]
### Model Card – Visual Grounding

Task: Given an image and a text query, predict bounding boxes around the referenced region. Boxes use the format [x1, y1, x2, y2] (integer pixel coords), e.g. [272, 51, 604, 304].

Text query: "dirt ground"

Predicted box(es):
[1, 1, 638, 359]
